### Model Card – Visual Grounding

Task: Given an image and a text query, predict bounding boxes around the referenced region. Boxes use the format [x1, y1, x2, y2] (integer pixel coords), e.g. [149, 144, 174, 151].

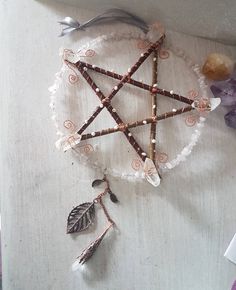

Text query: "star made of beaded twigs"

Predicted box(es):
[66, 34, 209, 175]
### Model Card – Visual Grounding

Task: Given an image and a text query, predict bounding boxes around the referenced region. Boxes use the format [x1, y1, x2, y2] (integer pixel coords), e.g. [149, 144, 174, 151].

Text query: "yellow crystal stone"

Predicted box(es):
[202, 53, 234, 81]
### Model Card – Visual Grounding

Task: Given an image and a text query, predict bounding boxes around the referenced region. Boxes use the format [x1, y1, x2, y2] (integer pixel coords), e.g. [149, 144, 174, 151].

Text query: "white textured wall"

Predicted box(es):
[53, 0, 236, 45]
[1, 1, 236, 290]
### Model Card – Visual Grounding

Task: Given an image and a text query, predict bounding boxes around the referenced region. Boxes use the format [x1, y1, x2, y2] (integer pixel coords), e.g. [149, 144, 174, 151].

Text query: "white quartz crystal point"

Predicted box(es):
[147, 22, 164, 42]
[191, 97, 221, 112]
[224, 233, 236, 264]
[71, 258, 87, 272]
[210, 97, 221, 111]
[143, 158, 161, 187]
[71, 259, 81, 272]
[55, 133, 81, 151]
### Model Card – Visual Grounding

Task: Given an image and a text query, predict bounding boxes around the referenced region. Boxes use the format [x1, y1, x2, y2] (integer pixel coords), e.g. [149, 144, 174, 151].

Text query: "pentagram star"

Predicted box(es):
[66, 34, 198, 165]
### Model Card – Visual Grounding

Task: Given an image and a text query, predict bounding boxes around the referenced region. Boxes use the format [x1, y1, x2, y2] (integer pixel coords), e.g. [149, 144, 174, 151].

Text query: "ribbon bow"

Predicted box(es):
[58, 9, 149, 37]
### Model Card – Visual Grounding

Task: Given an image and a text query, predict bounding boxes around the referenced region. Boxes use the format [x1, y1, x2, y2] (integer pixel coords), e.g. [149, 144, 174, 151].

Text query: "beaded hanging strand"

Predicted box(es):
[68, 177, 118, 269]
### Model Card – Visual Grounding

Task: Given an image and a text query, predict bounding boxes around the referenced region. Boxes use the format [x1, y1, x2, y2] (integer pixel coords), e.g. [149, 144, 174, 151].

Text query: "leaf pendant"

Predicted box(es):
[76, 226, 110, 265]
[67, 202, 95, 234]
[92, 179, 105, 187]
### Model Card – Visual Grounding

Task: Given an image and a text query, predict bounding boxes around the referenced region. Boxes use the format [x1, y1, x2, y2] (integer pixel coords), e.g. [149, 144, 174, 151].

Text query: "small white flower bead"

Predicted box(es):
[141, 152, 147, 156]
[128, 132, 132, 136]
[114, 86, 118, 90]
[153, 105, 156, 109]
[197, 122, 204, 128]
[91, 132, 96, 136]
[135, 172, 140, 178]
[151, 139, 156, 143]
[83, 67, 87, 71]
[49, 102, 54, 109]
[153, 57, 157, 61]
[84, 120, 88, 124]
[141, 53, 144, 57]
[172, 108, 177, 112]
[128, 68, 131, 73]
[139, 79, 143, 83]
[114, 125, 118, 130]
[170, 90, 174, 94]
[153, 83, 158, 87]
[92, 65, 96, 68]
[100, 104, 104, 108]
[112, 108, 116, 112]
[95, 88, 100, 92]
[143, 120, 147, 124]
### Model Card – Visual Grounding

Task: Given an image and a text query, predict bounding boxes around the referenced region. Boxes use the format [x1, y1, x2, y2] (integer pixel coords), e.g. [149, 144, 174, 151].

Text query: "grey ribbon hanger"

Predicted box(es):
[58, 8, 149, 37]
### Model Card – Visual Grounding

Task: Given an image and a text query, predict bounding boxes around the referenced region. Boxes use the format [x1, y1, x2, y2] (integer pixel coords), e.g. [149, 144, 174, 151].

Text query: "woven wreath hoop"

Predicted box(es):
[49, 26, 217, 185]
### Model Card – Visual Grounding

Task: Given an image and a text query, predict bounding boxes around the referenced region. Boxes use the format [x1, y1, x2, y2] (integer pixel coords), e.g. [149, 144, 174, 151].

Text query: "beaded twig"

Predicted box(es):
[79, 106, 193, 142]
[74, 61, 192, 105]
[149, 49, 158, 163]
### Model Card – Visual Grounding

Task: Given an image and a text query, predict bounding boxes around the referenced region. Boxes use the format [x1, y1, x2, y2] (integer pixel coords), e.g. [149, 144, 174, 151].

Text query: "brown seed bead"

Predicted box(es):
[102, 98, 110, 106]
[118, 123, 126, 132]
[151, 87, 158, 94]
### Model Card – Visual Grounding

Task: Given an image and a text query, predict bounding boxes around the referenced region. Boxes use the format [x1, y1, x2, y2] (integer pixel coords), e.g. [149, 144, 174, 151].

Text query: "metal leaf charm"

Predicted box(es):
[92, 179, 105, 187]
[109, 191, 119, 203]
[77, 226, 110, 265]
[67, 202, 95, 234]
